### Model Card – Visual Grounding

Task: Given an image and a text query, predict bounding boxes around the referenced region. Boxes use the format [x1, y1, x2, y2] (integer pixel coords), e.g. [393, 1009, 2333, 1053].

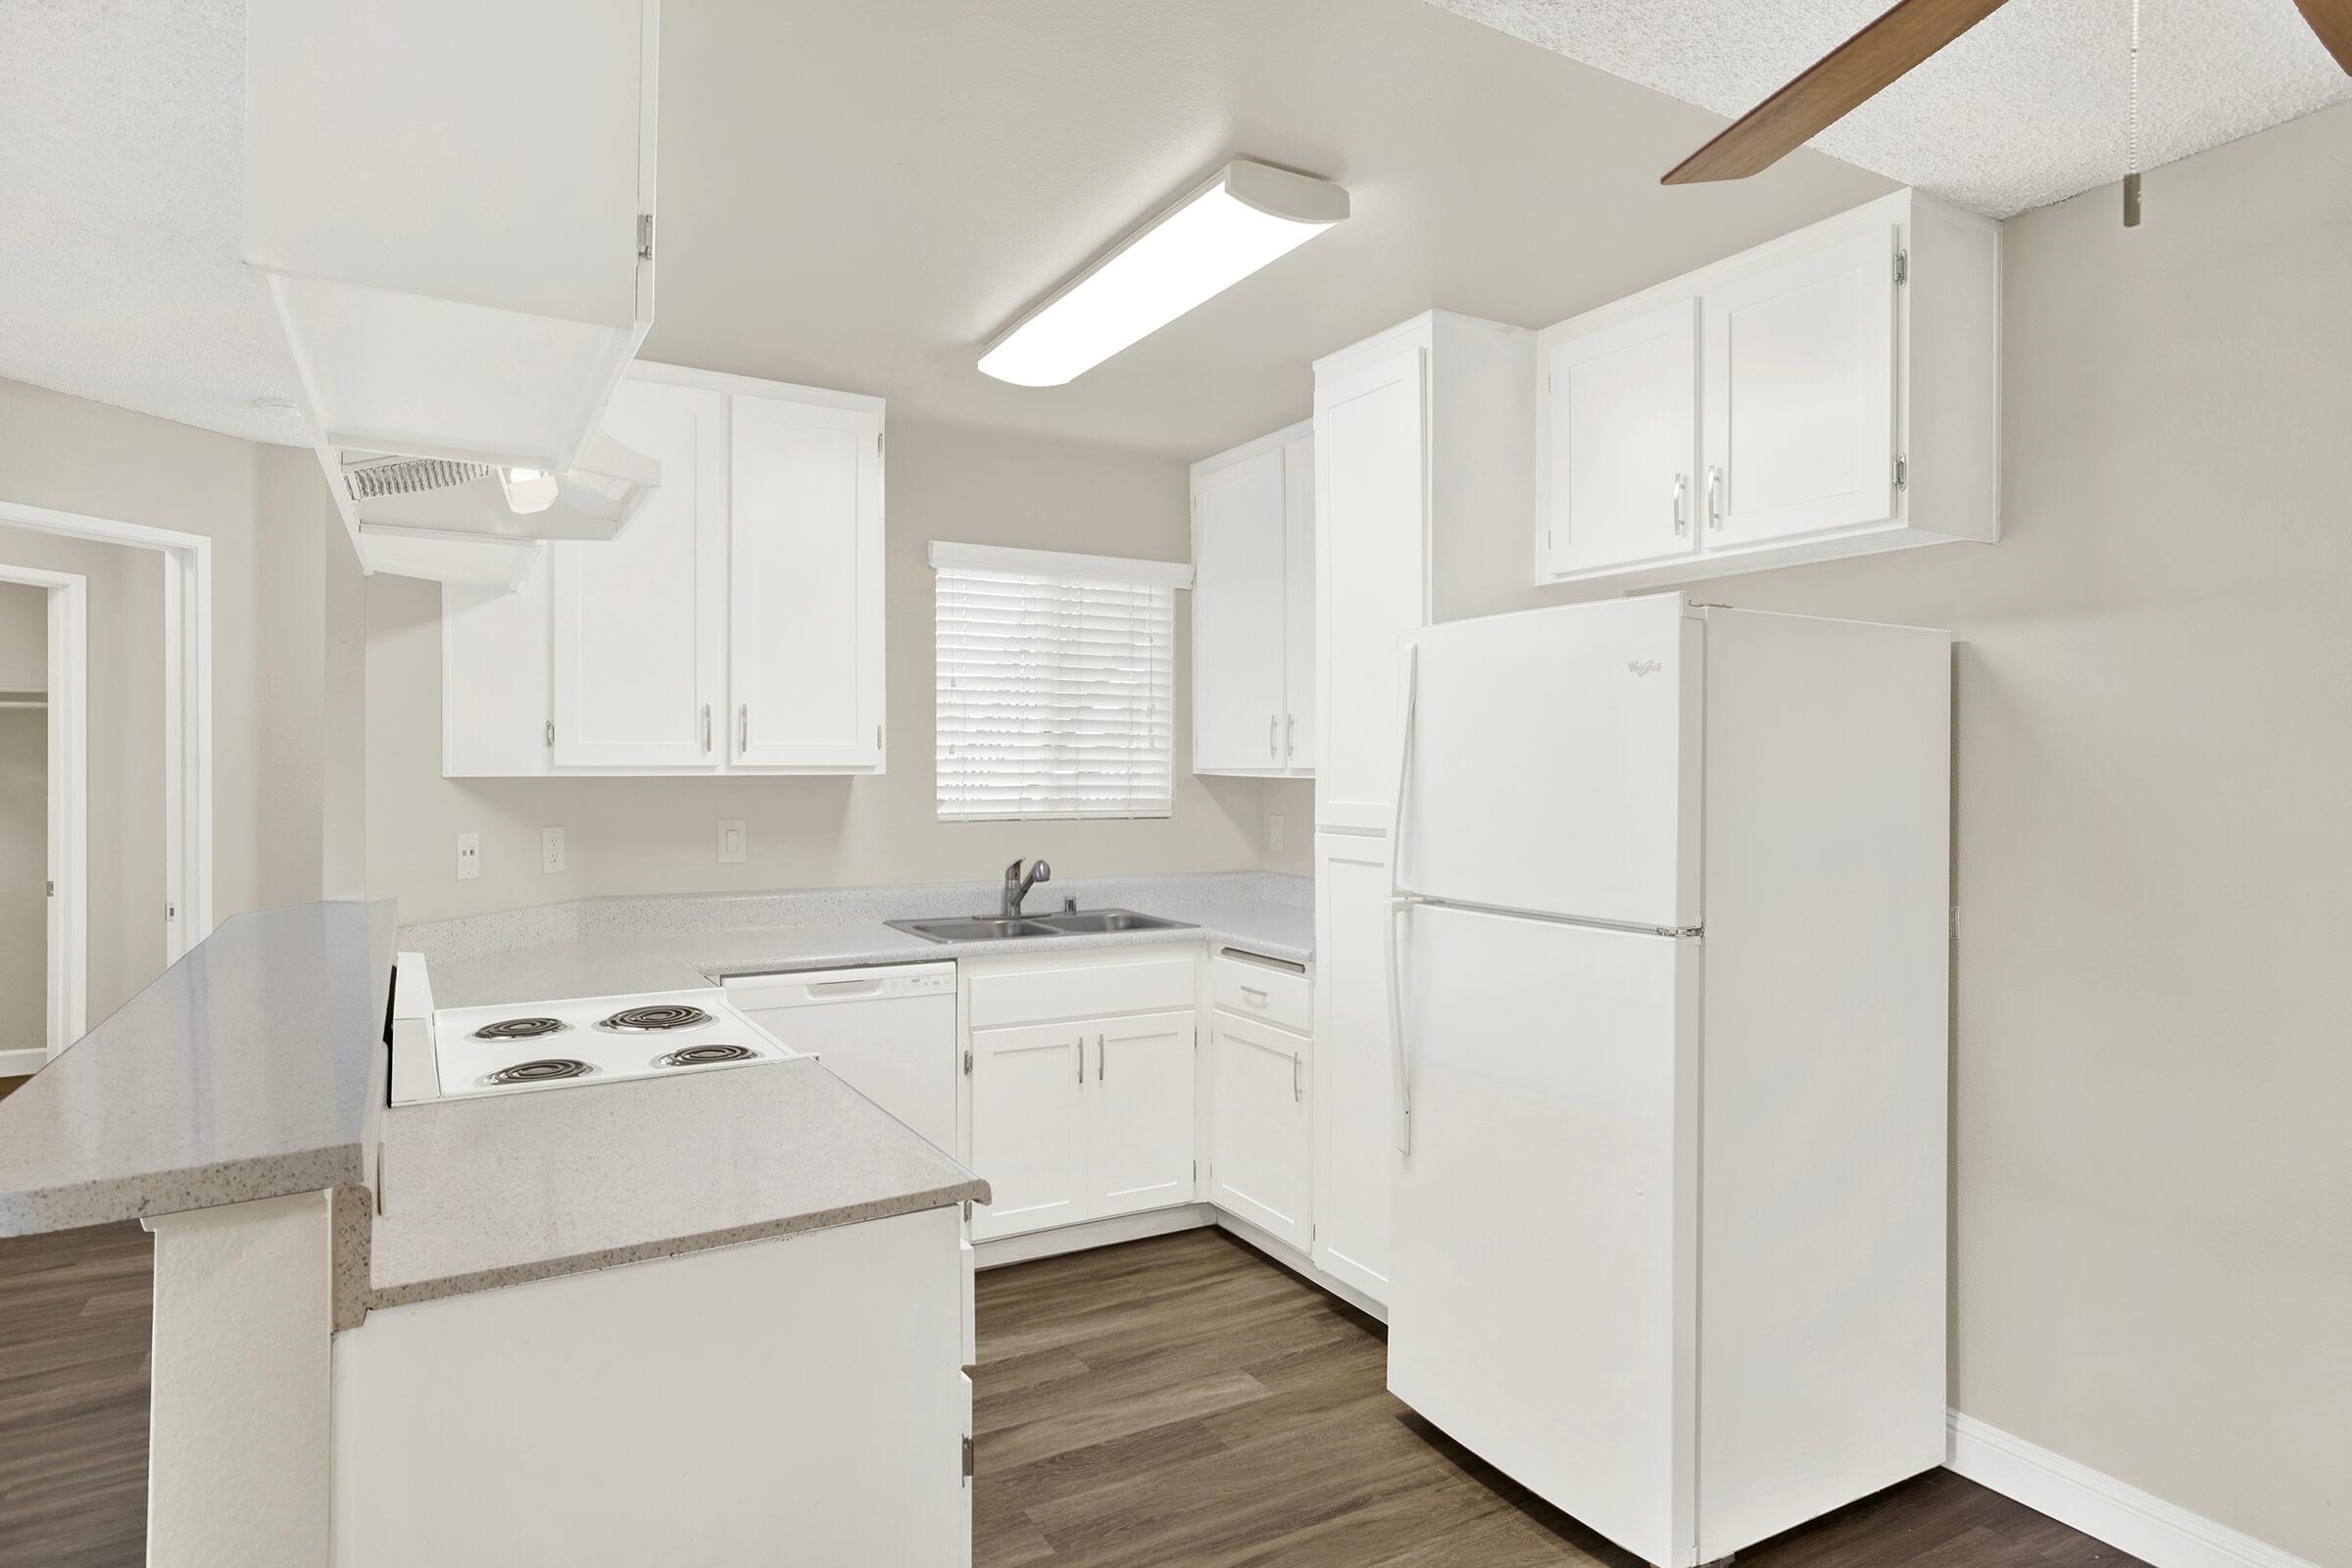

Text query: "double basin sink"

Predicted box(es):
[887, 908, 1194, 944]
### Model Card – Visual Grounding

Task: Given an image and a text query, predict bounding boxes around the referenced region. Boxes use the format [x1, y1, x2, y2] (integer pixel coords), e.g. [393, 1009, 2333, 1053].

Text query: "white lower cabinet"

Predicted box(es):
[962, 951, 1199, 1244]
[1312, 833, 1396, 1302]
[1208, 1006, 1312, 1250]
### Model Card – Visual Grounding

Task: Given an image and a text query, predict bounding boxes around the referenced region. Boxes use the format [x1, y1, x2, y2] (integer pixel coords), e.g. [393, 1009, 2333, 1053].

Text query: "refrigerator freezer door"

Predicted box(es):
[1396, 594, 1700, 930]
[1387, 901, 1698, 1568]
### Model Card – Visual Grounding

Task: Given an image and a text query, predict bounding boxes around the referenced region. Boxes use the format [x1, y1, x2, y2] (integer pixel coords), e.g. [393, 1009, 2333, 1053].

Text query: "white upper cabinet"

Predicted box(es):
[1535, 190, 1999, 590]
[1702, 226, 1897, 546]
[442, 363, 887, 777]
[551, 380, 724, 768]
[1191, 421, 1313, 776]
[729, 396, 886, 769]
[1541, 297, 1700, 578]
[1314, 312, 1533, 834]
[244, 0, 658, 474]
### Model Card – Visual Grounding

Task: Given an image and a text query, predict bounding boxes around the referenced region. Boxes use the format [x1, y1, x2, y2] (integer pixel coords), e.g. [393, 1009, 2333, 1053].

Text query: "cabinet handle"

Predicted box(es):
[1076, 1035, 1085, 1084]
[1672, 473, 1689, 536]
[1097, 1032, 1105, 1081]
[738, 704, 749, 753]
[1268, 714, 1278, 760]
[1240, 984, 1268, 1007]
[1704, 466, 1723, 531]
[1293, 1053, 1302, 1102]
[702, 703, 712, 754]
[1284, 712, 1296, 761]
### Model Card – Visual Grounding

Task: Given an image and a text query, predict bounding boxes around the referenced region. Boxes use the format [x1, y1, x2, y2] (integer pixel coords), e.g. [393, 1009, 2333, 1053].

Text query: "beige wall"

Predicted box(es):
[367, 416, 1290, 923]
[1439, 105, 2352, 1564]
[0, 378, 365, 1029]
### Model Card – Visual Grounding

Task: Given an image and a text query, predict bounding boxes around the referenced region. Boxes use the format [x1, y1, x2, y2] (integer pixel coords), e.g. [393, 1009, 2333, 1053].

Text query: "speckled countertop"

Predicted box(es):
[362, 1057, 987, 1309]
[410, 870, 1314, 1011]
[0, 901, 396, 1238]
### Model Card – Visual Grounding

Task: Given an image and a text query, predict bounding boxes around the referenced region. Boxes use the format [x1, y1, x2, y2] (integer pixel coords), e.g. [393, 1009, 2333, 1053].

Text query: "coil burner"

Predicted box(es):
[481, 1057, 596, 1087]
[471, 1016, 568, 1042]
[652, 1044, 760, 1068]
[599, 1004, 713, 1034]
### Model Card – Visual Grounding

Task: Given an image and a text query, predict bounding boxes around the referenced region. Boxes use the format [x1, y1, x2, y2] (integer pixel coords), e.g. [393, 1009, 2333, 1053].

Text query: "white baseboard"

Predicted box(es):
[0, 1047, 45, 1078]
[972, 1204, 1215, 1268]
[1212, 1212, 1389, 1324]
[1945, 1412, 2321, 1568]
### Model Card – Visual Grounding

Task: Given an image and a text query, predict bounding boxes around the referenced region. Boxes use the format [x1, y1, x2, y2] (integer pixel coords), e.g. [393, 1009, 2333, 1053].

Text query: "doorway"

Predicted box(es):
[0, 567, 84, 1070]
[0, 499, 210, 1069]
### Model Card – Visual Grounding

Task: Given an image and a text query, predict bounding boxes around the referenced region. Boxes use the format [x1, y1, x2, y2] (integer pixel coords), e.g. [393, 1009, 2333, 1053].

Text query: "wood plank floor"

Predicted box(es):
[974, 1229, 2149, 1568]
[0, 1210, 2145, 1567]
[0, 1220, 152, 1568]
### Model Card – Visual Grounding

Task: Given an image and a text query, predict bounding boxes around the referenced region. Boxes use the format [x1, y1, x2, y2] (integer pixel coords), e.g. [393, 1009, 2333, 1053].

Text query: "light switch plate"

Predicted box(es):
[541, 826, 566, 875]
[717, 819, 747, 865]
[456, 833, 480, 881]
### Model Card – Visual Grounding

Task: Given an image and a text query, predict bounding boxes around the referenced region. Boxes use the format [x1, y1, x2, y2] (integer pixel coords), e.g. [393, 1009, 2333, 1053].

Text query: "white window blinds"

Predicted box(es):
[932, 544, 1191, 821]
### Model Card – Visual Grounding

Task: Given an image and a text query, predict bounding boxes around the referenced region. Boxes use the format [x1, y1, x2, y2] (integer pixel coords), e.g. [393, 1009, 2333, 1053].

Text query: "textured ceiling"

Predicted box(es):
[0, 0, 2342, 461]
[1425, 0, 2352, 219]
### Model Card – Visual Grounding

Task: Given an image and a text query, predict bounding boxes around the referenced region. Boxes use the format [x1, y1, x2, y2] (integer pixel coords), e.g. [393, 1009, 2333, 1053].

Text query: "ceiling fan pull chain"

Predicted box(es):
[2124, 0, 2143, 226]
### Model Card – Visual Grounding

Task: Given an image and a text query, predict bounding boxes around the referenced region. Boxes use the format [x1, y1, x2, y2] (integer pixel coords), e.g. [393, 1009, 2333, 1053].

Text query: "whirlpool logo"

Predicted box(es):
[1626, 659, 1663, 677]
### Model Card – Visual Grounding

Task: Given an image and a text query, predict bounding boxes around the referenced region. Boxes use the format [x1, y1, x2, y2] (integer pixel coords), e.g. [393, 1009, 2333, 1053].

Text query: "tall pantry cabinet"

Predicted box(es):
[1310, 312, 1533, 1304]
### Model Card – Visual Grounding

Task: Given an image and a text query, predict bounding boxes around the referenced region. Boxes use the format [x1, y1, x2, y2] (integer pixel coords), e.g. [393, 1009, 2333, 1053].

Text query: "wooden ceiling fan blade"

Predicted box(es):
[2290, 0, 2352, 73]
[1663, 0, 2013, 184]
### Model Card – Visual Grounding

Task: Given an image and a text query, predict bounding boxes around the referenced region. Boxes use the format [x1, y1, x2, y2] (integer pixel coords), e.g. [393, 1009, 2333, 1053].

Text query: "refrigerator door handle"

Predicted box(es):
[1388, 642, 1419, 897]
[1387, 893, 1414, 1153]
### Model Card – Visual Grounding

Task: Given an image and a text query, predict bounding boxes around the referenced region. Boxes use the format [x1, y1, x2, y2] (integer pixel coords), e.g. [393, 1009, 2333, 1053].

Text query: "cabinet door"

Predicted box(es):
[1209, 1010, 1312, 1250]
[549, 378, 725, 767]
[442, 568, 552, 777]
[1191, 448, 1291, 772]
[1084, 1008, 1198, 1222]
[729, 395, 886, 769]
[1312, 833, 1396, 1302]
[967, 1020, 1088, 1241]
[1542, 297, 1700, 577]
[1702, 226, 1898, 547]
[1314, 346, 1428, 832]
[1281, 431, 1316, 773]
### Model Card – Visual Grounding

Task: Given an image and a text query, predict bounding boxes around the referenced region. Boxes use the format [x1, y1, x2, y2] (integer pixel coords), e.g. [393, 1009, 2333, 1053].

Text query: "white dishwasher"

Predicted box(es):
[724, 962, 958, 1154]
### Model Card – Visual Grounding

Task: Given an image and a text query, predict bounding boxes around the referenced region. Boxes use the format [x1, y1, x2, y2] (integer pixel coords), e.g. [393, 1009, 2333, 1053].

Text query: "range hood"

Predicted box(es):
[244, 0, 660, 583]
[318, 430, 661, 590]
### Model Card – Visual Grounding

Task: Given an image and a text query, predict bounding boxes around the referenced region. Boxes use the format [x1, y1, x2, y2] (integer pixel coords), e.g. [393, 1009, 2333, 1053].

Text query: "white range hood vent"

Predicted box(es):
[317, 428, 660, 589]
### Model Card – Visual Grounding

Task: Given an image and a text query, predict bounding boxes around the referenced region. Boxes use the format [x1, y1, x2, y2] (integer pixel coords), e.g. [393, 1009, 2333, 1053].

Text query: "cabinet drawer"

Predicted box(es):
[968, 951, 1197, 1029]
[1212, 953, 1311, 1034]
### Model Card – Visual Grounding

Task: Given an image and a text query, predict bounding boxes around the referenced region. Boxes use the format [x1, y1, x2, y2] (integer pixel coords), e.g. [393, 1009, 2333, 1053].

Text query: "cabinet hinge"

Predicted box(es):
[962, 1049, 972, 1075]
[544, 718, 556, 748]
[1893, 454, 1908, 491]
[637, 213, 655, 262]
[960, 1434, 974, 1483]
[1894, 248, 1908, 285]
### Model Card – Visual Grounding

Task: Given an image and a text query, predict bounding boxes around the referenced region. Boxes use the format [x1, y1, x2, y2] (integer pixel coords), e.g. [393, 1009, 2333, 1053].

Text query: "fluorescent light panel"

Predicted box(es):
[980, 160, 1348, 387]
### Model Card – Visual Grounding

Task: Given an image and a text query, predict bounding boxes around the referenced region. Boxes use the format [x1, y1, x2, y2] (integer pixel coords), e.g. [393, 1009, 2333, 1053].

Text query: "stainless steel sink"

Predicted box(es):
[886, 915, 1059, 943]
[885, 907, 1195, 944]
[1034, 908, 1194, 935]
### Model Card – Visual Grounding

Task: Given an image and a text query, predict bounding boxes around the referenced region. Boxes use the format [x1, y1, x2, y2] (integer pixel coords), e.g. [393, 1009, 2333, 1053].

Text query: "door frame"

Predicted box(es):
[0, 564, 85, 1067]
[0, 500, 214, 1043]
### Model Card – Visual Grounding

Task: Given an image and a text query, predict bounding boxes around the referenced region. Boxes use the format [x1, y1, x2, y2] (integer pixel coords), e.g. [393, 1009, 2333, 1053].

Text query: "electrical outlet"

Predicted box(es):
[456, 833, 480, 881]
[1269, 812, 1286, 854]
[541, 826, 566, 875]
[717, 819, 747, 865]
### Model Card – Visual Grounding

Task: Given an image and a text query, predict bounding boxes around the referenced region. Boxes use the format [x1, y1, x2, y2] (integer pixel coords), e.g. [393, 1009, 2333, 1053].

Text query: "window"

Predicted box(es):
[931, 542, 1193, 821]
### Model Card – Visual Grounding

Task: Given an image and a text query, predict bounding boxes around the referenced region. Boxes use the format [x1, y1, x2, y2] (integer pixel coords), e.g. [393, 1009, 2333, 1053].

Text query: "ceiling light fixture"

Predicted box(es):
[978, 159, 1349, 387]
[499, 467, 559, 514]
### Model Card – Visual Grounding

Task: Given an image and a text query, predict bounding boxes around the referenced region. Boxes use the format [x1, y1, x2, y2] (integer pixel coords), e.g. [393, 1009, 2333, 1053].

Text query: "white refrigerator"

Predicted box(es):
[1383, 592, 1952, 1568]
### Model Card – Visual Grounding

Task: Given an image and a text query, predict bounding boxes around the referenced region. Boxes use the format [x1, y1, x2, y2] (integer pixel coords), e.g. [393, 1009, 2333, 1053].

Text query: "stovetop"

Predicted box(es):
[411, 988, 796, 1103]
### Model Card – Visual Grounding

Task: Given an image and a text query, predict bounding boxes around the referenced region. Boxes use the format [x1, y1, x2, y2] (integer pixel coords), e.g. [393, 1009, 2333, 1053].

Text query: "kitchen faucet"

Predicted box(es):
[1003, 858, 1052, 917]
